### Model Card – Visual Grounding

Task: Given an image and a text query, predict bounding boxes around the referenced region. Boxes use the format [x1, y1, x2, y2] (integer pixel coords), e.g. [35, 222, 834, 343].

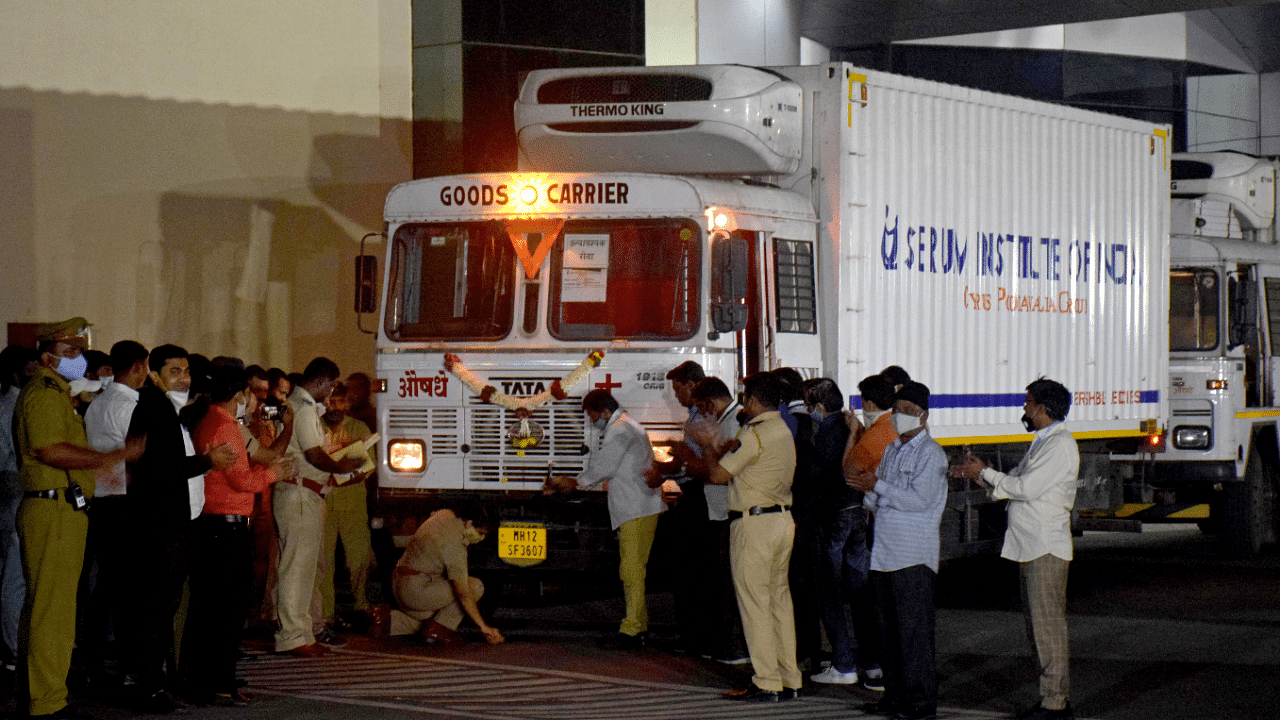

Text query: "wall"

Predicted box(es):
[0, 0, 413, 376]
[697, 0, 800, 66]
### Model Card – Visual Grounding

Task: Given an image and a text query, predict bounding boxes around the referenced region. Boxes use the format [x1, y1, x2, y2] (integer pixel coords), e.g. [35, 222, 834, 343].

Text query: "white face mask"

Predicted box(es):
[167, 390, 190, 410]
[97, 374, 114, 388]
[235, 395, 248, 420]
[892, 412, 922, 435]
[69, 378, 103, 395]
[862, 409, 887, 427]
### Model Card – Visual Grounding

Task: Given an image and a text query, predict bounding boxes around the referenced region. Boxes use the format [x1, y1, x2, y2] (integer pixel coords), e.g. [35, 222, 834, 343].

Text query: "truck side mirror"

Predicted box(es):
[1227, 272, 1257, 350]
[355, 255, 378, 314]
[710, 231, 749, 334]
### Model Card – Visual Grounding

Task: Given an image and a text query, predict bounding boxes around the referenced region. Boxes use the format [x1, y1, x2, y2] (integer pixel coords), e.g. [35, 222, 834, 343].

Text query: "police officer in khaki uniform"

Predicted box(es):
[696, 372, 801, 703]
[14, 318, 142, 719]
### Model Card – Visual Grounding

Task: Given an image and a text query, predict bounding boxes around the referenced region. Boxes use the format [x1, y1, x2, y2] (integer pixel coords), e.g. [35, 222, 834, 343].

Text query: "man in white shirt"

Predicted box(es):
[953, 378, 1079, 720]
[547, 389, 665, 649]
[82, 340, 148, 679]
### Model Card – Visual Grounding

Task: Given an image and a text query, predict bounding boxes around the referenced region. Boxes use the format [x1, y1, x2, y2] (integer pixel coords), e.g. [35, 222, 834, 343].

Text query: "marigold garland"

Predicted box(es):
[443, 350, 605, 411]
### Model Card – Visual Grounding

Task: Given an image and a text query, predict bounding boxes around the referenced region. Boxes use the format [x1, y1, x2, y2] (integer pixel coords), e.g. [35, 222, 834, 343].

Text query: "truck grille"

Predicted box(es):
[387, 407, 460, 455]
[466, 381, 587, 483]
[536, 74, 713, 104]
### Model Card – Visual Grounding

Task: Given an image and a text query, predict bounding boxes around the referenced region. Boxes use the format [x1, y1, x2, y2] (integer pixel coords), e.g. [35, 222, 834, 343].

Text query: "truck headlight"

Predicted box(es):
[1172, 426, 1211, 450]
[388, 439, 426, 471]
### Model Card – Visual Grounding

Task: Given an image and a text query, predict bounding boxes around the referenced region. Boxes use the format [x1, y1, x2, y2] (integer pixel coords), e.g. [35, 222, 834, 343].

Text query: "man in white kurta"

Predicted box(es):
[954, 379, 1079, 720]
[549, 389, 664, 646]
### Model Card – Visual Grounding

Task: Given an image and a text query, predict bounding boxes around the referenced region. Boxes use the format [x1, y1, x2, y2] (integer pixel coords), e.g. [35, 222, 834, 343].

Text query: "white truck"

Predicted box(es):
[1075, 151, 1280, 557]
[361, 62, 1175, 570]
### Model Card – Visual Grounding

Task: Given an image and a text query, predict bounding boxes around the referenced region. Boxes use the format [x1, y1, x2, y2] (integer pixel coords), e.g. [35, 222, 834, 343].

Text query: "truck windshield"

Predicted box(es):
[548, 219, 702, 341]
[1169, 269, 1219, 351]
[384, 222, 516, 340]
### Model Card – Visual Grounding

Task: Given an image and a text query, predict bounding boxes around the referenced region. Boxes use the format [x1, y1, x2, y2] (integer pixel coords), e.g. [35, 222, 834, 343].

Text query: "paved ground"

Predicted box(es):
[238, 647, 999, 720]
[1, 524, 1274, 720]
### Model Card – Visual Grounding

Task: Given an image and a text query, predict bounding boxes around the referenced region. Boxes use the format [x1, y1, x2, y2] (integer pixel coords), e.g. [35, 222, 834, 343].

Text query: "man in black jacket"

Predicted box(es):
[125, 344, 233, 713]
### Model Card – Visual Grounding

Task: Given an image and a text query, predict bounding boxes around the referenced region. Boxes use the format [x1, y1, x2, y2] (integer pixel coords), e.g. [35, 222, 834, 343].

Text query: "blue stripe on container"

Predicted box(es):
[850, 391, 1160, 410]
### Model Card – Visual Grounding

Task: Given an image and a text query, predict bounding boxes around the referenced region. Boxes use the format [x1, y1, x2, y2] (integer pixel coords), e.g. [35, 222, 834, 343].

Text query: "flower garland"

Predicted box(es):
[443, 350, 605, 412]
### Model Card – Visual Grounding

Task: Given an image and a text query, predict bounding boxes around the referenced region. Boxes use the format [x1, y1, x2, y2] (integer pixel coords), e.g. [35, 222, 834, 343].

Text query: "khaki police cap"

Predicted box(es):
[35, 317, 92, 348]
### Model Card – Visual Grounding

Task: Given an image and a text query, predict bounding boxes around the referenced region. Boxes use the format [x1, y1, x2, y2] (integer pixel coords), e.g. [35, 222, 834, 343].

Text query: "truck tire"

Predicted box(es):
[1223, 446, 1279, 558]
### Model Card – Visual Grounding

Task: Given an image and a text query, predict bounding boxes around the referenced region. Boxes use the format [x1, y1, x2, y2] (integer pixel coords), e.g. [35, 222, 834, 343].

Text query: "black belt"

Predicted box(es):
[24, 489, 60, 499]
[727, 504, 791, 522]
[200, 513, 249, 524]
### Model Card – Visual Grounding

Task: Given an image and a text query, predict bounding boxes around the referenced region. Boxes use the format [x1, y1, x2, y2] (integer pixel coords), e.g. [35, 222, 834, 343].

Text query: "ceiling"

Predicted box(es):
[800, 0, 1280, 72]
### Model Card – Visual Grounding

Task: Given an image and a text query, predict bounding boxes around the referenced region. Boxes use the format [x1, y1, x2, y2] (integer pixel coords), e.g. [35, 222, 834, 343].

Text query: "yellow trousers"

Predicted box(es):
[18, 496, 88, 716]
[730, 511, 801, 692]
[315, 482, 373, 625]
[617, 513, 659, 637]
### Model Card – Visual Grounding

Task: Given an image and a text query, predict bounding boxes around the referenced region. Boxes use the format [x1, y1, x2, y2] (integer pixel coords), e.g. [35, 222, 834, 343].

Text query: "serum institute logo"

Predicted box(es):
[879, 206, 1140, 316]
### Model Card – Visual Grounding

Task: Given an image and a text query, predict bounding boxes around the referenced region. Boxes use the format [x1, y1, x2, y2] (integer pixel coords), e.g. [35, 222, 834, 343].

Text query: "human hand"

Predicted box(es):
[208, 442, 237, 470]
[847, 469, 877, 493]
[120, 435, 146, 464]
[544, 475, 577, 495]
[481, 625, 505, 644]
[644, 467, 665, 489]
[337, 456, 366, 473]
[951, 446, 988, 485]
[660, 479, 682, 505]
[278, 402, 294, 426]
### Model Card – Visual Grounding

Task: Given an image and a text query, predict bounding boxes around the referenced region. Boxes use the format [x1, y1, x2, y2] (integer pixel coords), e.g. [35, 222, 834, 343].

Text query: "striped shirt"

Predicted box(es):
[864, 428, 948, 572]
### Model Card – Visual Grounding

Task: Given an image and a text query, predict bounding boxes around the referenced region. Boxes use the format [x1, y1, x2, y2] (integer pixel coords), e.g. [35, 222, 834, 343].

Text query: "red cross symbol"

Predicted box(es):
[594, 373, 622, 391]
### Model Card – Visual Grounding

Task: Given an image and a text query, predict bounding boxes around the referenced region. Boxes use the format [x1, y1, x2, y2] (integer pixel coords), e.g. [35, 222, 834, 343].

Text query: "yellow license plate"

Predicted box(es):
[498, 524, 546, 566]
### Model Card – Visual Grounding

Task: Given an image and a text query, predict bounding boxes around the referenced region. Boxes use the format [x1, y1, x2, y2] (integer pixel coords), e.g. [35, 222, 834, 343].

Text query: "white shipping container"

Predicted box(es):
[799, 66, 1171, 445]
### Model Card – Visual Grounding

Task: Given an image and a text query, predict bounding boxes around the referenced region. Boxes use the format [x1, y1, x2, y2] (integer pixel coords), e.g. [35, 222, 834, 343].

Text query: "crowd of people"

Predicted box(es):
[0, 317, 383, 719]
[546, 360, 1080, 720]
[0, 315, 1082, 720]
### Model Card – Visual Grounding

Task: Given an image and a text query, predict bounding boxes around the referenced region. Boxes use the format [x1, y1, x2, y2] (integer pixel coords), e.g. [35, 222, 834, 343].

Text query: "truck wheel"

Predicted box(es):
[1223, 448, 1279, 557]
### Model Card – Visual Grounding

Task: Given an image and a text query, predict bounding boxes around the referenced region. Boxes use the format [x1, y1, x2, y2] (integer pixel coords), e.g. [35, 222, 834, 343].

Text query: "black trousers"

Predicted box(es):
[182, 515, 253, 697]
[872, 565, 937, 714]
[789, 499, 822, 665]
[707, 519, 747, 657]
[128, 519, 192, 693]
[666, 480, 710, 650]
[77, 495, 135, 673]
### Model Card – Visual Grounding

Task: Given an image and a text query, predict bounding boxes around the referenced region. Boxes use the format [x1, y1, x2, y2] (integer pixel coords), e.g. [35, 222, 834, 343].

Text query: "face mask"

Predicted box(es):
[55, 354, 89, 381]
[167, 390, 190, 410]
[808, 405, 826, 421]
[69, 378, 103, 395]
[892, 412, 922, 435]
[862, 409, 887, 427]
[462, 525, 484, 545]
[98, 374, 114, 387]
[1021, 413, 1036, 433]
[235, 396, 248, 420]
[593, 416, 609, 432]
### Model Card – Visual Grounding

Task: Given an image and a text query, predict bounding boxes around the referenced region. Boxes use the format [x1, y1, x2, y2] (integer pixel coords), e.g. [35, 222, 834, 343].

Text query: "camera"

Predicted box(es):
[261, 404, 281, 421]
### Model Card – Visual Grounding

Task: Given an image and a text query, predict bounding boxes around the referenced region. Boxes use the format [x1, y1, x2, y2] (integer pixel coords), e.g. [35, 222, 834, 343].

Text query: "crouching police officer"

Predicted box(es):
[14, 318, 142, 719]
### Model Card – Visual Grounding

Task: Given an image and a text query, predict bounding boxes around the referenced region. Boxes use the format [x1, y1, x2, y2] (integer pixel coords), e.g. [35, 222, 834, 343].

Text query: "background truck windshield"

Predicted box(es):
[548, 219, 701, 341]
[384, 222, 516, 340]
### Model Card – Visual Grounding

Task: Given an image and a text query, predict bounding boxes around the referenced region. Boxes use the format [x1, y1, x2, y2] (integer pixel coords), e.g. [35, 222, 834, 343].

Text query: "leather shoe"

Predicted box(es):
[419, 620, 464, 648]
[860, 699, 901, 716]
[724, 684, 779, 702]
[780, 687, 801, 701]
[1016, 702, 1074, 720]
[282, 643, 330, 657]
